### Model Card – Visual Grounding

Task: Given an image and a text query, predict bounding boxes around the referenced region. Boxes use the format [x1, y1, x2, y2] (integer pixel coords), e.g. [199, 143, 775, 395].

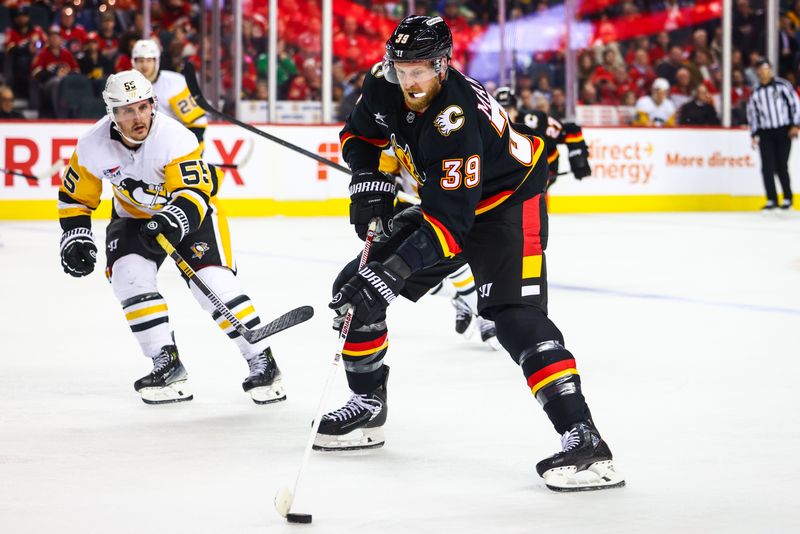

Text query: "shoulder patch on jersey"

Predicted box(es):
[434, 105, 465, 137]
[103, 165, 122, 179]
[370, 62, 385, 78]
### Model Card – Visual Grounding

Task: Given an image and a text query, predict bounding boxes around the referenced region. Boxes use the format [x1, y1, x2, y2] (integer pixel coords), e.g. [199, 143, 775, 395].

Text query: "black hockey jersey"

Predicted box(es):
[340, 64, 547, 271]
[517, 110, 591, 183]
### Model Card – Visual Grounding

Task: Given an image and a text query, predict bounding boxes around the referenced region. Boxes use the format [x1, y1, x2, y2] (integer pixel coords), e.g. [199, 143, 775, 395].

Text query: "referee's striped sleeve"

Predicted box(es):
[747, 96, 758, 135]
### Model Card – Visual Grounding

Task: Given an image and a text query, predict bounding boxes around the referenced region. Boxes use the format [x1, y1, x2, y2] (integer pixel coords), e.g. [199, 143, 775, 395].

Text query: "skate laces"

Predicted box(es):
[451, 296, 472, 320]
[325, 393, 382, 422]
[151, 351, 172, 374]
[479, 318, 496, 336]
[247, 353, 269, 377]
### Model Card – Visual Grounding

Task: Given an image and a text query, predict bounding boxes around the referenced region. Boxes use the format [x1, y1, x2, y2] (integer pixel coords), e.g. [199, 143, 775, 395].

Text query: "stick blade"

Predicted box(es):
[242, 305, 314, 344]
[274, 487, 294, 518]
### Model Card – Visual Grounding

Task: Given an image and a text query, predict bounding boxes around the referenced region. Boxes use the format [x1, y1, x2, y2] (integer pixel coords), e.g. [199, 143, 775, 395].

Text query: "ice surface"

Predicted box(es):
[1, 212, 798, 533]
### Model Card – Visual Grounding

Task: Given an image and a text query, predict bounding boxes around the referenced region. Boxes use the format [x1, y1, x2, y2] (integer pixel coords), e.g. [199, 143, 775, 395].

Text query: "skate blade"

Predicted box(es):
[543, 460, 625, 492]
[459, 316, 477, 340]
[139, 380, 193, 405]
[482, 335, 502, 351]
[247, 378, 287, 405]
[312, 427, 385, 451]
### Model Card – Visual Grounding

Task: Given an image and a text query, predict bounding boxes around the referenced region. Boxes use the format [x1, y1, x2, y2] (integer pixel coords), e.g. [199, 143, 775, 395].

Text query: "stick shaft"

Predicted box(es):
[183, 61, 351, 175]
[155, 233, 248, 336]
[287, 219, 378, 510]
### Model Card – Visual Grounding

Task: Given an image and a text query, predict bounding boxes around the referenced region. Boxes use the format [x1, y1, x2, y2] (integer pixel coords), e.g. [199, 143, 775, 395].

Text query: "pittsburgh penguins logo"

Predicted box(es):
[115, 178, 168, 209]
[190, 242, 210, 259]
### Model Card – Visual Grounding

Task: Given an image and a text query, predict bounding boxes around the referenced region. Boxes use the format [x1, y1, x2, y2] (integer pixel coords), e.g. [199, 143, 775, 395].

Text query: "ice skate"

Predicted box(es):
[133, 345, 192, 404]
[478, 317, 501, 351]
[451, 296, 476, 338]
[536, 421, 625, 492]
[313, 366, 389, 451]
[242, 347, 286, 404]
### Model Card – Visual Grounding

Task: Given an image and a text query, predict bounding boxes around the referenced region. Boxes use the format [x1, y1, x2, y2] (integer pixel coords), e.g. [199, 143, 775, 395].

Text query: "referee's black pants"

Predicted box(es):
[758, 126, 794, 203]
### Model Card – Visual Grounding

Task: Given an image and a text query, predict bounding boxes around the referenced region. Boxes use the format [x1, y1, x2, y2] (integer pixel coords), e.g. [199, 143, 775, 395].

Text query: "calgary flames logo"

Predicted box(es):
[434, 105, 465, 137]
[390, 134, 425, 185]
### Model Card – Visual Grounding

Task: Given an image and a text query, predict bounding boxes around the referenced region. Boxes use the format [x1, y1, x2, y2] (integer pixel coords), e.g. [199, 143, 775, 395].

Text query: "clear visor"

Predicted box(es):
[383, 58, 441, 85]
[112, 98, 155, 121]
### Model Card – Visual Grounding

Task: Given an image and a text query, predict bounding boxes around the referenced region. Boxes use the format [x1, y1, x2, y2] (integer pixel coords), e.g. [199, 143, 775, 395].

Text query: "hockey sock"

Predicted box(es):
[520, 341, 592, 434]
[342, 321, 389, 395]
[448, 263, 477, 305]
[111, 254, 173, 358]
[189, 266, 270, 357]
[494, 305, 592, 434]
[120, 292, 173, 358]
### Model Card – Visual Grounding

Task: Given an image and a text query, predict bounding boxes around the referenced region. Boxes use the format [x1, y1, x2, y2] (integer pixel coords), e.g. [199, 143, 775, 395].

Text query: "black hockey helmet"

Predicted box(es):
[494, 86, 517, 109]
[383, 16, 452, 84]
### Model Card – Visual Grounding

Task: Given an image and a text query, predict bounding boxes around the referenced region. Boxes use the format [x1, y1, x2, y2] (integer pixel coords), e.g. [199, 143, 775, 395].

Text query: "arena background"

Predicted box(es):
[0, 0, 795, 216]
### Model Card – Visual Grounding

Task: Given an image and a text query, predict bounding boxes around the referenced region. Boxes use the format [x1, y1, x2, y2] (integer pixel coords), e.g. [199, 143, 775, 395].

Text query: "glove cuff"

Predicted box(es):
[60, 227, 93, 252]
[160, 204, 190, 241]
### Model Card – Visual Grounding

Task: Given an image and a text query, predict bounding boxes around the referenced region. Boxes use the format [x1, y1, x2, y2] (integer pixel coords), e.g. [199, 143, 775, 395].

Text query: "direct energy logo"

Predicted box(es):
[587, 141, 654, 184]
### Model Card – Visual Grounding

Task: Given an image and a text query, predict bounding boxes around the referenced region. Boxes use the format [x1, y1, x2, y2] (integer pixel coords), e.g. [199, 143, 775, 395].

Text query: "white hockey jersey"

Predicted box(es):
[58, 111, 215, 233]
[152, 70, 207, 138]
[634, 96, 676, 127]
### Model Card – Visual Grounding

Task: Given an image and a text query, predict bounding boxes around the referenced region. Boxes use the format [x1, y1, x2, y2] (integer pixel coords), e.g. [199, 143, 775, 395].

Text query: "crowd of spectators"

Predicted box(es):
[1, 0, 800, 127]
[505, 0, 800, 126]
[1, 0, 199, 118]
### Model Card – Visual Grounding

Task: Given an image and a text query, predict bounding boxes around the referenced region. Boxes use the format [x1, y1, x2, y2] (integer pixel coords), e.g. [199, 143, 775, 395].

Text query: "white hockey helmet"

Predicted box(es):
[102, 70, 157, 144]
[132, 39, 161, 74]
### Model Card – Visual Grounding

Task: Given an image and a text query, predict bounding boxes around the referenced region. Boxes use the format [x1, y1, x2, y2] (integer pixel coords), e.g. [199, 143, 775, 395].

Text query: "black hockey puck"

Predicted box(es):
[287, 513, 312, 524]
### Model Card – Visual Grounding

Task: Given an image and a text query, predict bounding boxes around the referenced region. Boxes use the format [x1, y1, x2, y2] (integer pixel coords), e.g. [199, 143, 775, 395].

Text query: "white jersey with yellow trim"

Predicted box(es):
[58, 111, 214, 227]
[634, 96, 676, 127]
[152, 70, 207, 132]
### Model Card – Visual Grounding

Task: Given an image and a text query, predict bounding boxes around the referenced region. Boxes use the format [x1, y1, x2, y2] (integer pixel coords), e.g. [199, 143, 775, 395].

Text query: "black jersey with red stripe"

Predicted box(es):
[517, 111, 589, 179]
[340, 63, 548, 272]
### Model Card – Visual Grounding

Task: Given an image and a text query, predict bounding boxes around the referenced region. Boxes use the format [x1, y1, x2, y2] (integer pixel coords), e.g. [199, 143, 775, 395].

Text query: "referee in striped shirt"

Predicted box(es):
[747, 59, 800, 210]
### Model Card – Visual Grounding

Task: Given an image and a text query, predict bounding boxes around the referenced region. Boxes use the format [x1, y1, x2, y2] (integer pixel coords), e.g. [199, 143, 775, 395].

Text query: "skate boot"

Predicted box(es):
[242, 347, 286, 404]
[451, 295, 476, 338]
[536, 421, 625, 492]
[313, 366, 389, 451]
[134, 345, 192, 404]
[478, 317, 501, 351]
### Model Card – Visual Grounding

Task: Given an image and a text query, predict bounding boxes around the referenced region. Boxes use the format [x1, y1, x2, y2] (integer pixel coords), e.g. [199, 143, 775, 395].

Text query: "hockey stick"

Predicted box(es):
[183, 61, 351, 175]
[155, 233, 313, 343]
[1, 160, 66, 182]
[274, 218, 379, 523]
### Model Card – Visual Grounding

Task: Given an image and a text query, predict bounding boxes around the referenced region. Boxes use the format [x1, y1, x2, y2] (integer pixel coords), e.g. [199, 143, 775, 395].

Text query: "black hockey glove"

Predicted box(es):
[330, 261, 405, 326]
[60, 228, 97, 278]
[569, 148, 592, 180]
[139, 206, 187, 254]
[349, 169, 396, 241]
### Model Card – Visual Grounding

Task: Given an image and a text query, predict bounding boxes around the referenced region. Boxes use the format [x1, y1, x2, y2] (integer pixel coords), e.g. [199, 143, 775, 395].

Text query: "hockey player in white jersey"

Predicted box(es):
[57, 70, 283, 405]
[132, 39, 208, 149]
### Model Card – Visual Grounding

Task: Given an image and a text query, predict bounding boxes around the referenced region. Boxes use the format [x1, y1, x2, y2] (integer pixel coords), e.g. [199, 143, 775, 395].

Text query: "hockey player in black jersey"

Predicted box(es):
[317, 16, 623, 492]
[493, 86, 591, 189]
